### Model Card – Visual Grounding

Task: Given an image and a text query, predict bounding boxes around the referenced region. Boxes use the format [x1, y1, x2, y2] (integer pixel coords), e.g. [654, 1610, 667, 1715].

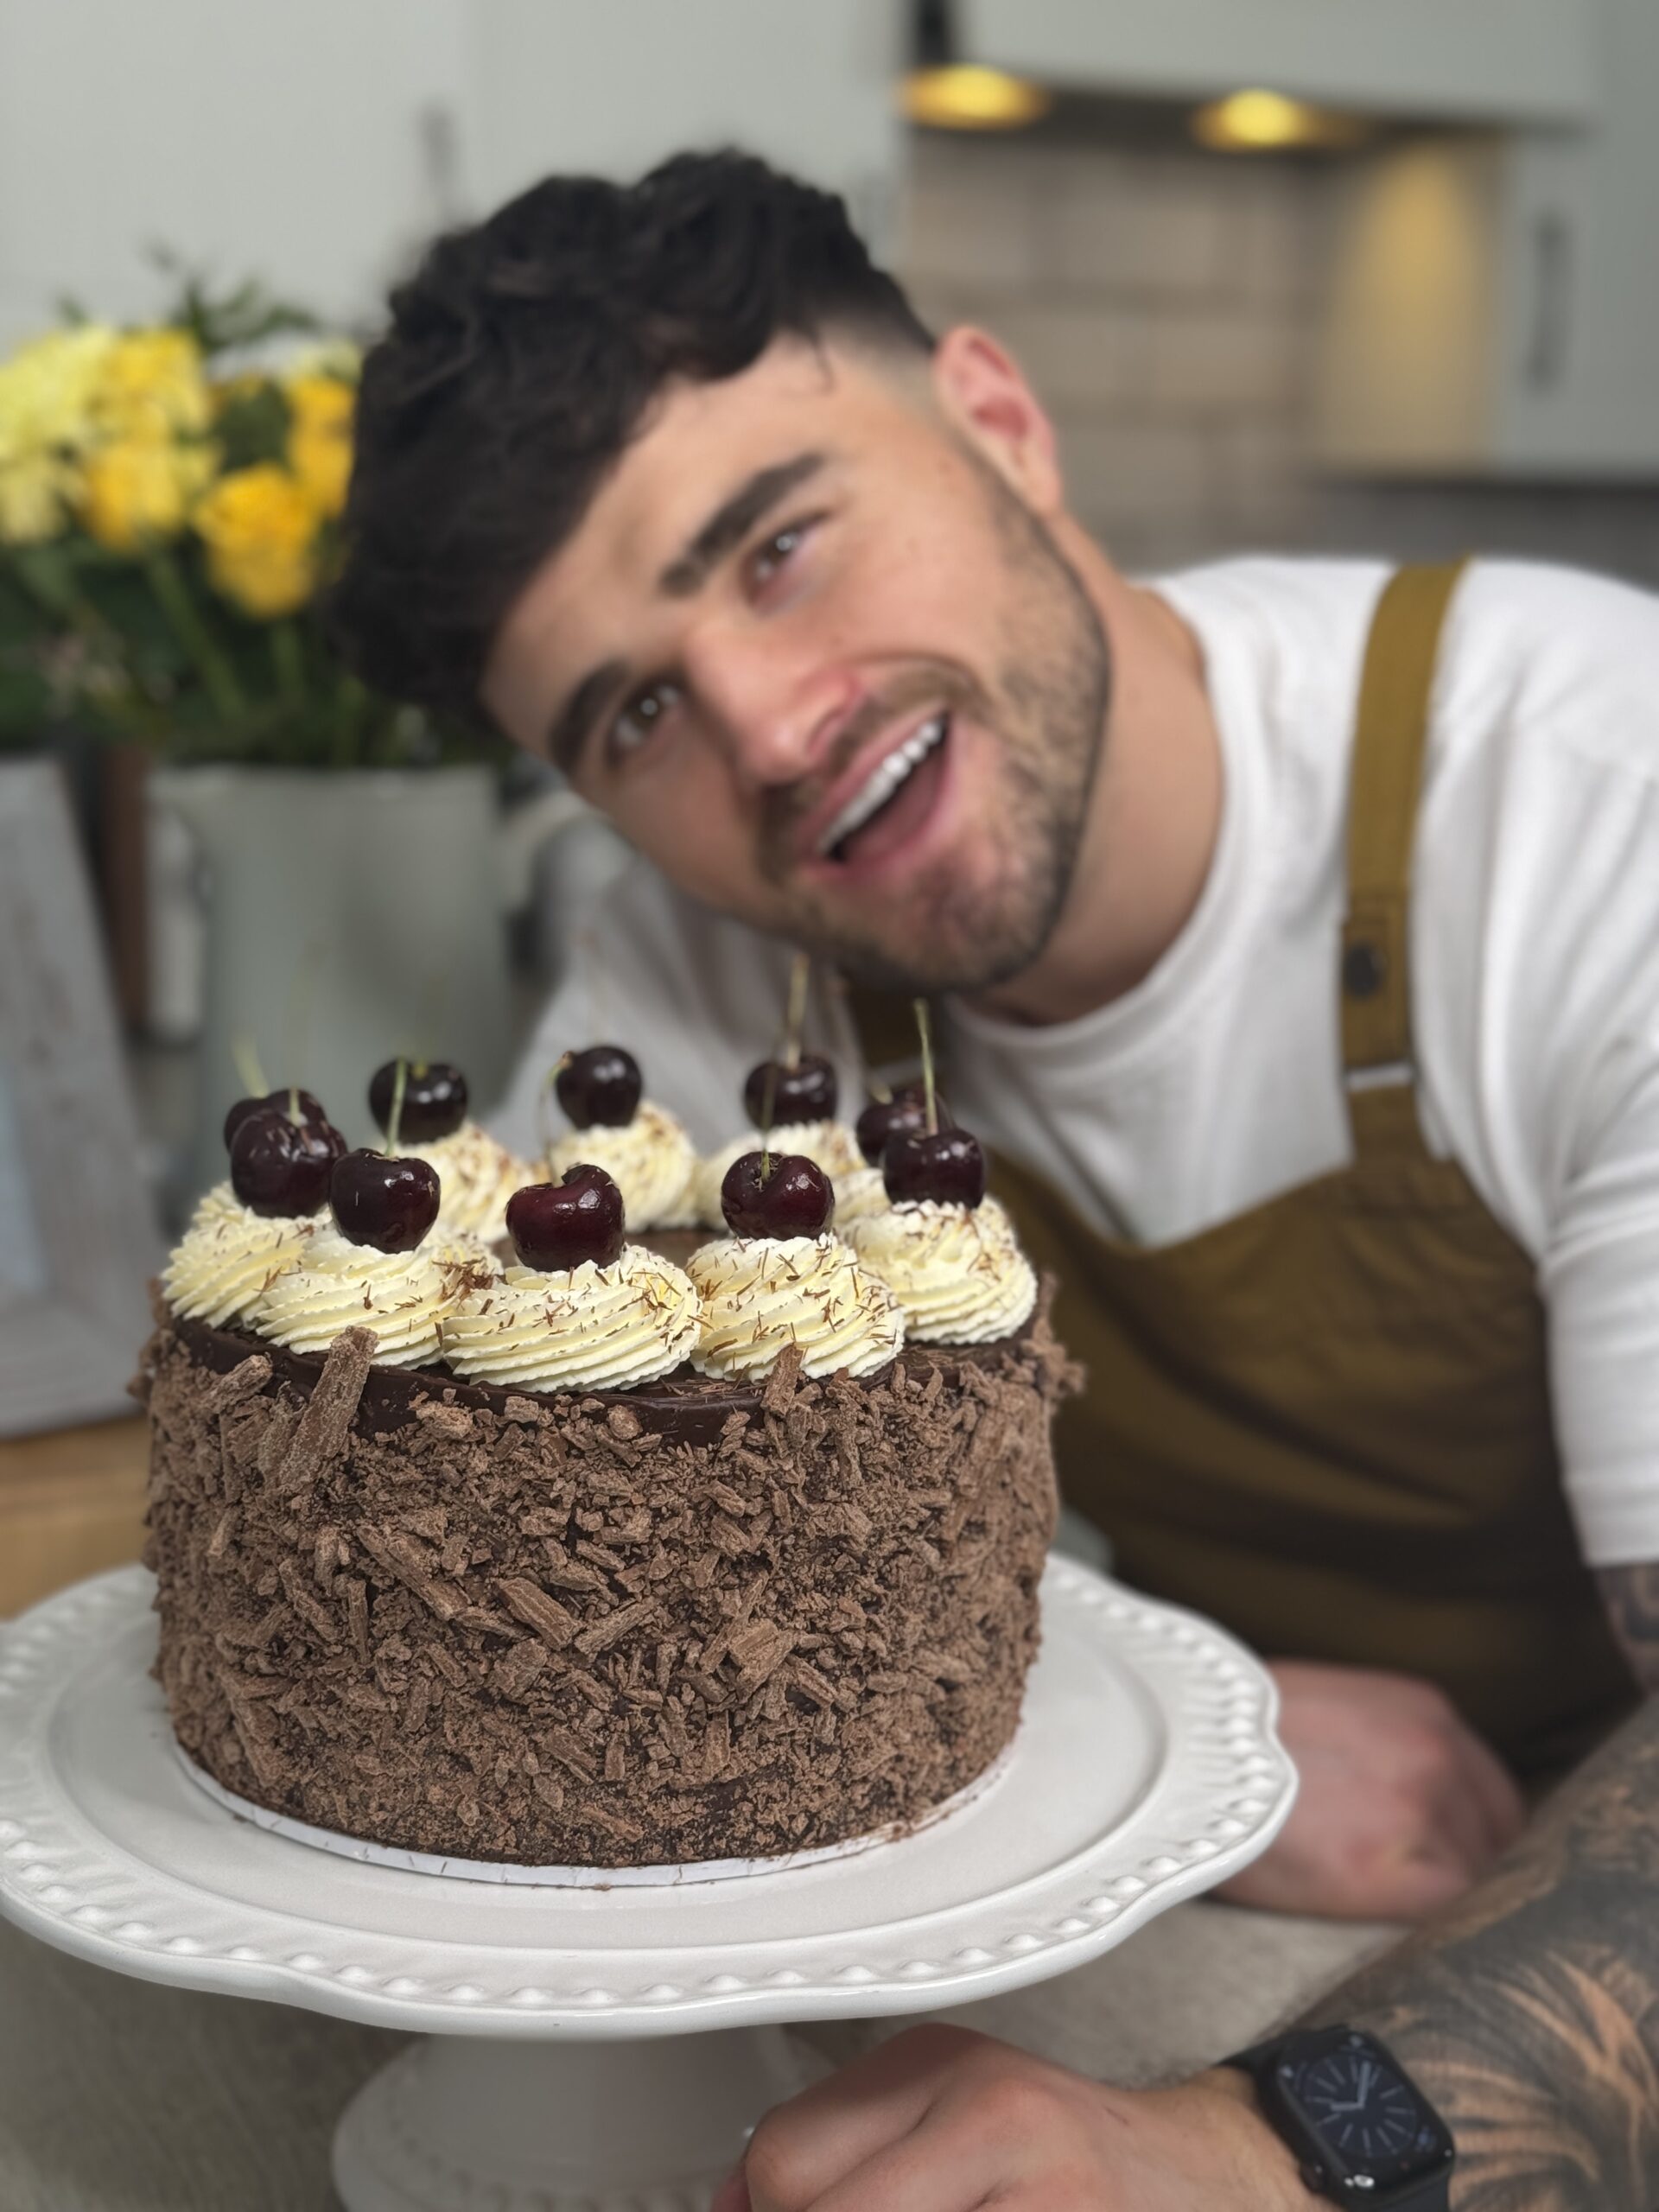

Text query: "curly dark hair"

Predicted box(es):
[329, 150, 933, 727]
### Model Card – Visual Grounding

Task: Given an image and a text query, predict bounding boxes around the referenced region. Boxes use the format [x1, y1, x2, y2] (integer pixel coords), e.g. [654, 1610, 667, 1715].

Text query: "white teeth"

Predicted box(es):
[817, 715, 947, 857]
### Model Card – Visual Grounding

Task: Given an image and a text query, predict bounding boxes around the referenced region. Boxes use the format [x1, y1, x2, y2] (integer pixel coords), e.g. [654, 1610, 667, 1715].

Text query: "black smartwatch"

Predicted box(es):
[1221, 2025, 1457, 2206]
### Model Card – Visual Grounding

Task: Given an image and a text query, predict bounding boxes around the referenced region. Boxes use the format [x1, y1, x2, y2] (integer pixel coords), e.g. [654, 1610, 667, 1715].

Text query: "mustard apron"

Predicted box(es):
[851, 564, 1637, 1779]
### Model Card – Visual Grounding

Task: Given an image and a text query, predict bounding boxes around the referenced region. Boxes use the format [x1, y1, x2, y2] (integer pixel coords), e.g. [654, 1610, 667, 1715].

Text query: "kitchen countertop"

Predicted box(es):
[0, 1415, 149, 1619]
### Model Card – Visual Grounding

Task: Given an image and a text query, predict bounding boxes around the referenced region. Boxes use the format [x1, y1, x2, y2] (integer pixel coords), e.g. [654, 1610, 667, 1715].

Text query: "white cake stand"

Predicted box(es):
[0, 1561, 1294, 2211]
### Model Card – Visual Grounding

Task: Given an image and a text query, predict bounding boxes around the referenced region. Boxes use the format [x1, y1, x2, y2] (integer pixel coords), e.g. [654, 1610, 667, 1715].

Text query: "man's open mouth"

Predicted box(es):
[814, 711, 950, 868]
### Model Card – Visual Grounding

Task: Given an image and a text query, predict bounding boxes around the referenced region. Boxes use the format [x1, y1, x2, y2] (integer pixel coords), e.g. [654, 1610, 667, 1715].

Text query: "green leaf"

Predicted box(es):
[213, 380, 292, 470]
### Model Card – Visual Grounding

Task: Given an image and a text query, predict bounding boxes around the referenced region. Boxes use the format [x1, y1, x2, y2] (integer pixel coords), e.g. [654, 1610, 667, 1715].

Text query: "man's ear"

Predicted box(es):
[930, 326, 1064, 515]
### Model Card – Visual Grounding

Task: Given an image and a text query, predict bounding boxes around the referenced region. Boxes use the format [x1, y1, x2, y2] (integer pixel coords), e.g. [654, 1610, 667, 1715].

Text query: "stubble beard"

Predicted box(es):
[776, 471, 1112, 997]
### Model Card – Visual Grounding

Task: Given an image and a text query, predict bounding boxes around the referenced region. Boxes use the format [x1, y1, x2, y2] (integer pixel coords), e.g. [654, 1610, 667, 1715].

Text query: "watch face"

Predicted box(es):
[1285, 2037, 1451, 2186]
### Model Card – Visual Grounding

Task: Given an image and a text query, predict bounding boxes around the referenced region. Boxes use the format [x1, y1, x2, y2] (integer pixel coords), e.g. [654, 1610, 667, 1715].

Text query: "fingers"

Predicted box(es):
[1455, 1724, 1529, 1858]
[742, 2036, 1095, 2212]
[740, 2025, 987, 2212]
[776, 2100, 1004, 2212]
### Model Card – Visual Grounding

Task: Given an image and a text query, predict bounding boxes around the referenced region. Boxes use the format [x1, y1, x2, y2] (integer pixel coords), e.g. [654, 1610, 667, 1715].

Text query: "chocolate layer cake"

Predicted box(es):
[138, 1295, 1072, 1868]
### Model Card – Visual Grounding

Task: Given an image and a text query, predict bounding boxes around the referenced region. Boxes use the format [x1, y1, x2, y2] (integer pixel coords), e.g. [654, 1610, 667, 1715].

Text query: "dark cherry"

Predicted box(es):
[555, 1044, 642, 1130]
[882, 1126, 987, 1210]
[854, 1082, 953, 1165]
[506, 1163, 626, 1272]
[329, 1149, 441, 1254]
[720, 1151, 836, 1240]
[742, 1053, 837, 1130]
[222, 1087, 333, 1153]
[230, 1108, 346, 1217]
[367, 1060, 468, 1143]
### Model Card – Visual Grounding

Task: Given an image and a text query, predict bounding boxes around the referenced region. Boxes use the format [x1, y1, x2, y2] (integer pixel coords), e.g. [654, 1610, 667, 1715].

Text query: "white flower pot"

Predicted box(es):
[149, 764, 585, 1200]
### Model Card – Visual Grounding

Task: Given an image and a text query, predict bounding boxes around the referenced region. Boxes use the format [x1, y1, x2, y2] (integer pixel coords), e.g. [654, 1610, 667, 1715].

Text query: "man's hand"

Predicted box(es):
[711, 2024, 1308, 2212]
[1217, 1661, 1527, 1920]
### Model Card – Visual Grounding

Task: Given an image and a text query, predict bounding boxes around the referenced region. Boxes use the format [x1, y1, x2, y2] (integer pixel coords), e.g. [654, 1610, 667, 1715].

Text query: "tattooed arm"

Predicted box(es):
[1284, 1567, 1659, 2209]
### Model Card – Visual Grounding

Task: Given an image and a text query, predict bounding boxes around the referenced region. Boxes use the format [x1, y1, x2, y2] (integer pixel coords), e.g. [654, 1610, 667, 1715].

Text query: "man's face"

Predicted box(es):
[484, 337, 1109, 994]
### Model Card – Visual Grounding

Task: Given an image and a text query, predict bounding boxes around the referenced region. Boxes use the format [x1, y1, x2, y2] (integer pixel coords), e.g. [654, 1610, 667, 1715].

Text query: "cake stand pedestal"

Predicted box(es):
[0, 1562, 1294, 2212]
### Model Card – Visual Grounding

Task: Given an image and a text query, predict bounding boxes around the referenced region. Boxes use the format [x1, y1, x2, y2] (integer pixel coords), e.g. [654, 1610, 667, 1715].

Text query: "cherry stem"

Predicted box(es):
[760, 1060, 779, 1182]
[387, 1058, 409, 1154]
[540, 1052, 573, 1152]
[869, 1075, 893, 1104]
[783, 951, 810, 1071]
[914, 998, 938, 1136]
[231, 1036, 269, 1097]
[287, 1085, 301, 1127]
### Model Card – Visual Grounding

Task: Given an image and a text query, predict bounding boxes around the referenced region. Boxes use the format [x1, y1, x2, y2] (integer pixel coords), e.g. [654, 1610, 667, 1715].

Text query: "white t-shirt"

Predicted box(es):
[495, 558, 1659, 1572]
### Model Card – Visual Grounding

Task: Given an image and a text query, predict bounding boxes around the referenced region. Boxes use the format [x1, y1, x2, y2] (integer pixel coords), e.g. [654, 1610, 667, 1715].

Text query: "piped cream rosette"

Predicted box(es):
[843, 1198, 1036, 1345]
[689, 1233, 904, 1382]
[403, 1121, 532, 1243]
[162, 1183, 320, 1327]
[247, 1224, 496, 1370]
[543, 1100, 696, 1233]
[693, 1119, 865, 1229]
[441, 1246, 700, 1392]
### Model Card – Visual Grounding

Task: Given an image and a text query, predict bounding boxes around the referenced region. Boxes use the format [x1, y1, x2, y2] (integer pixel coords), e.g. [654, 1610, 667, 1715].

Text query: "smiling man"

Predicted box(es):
[333, 154, 1659, 2209]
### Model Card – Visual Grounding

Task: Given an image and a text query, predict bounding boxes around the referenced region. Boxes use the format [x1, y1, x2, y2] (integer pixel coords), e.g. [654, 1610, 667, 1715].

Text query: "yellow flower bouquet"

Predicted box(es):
[0, 276, 462, 765]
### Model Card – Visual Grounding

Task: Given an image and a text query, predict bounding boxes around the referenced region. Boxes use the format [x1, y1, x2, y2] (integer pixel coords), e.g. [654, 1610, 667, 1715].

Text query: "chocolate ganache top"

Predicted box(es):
[169, 1308, 1030, 1448]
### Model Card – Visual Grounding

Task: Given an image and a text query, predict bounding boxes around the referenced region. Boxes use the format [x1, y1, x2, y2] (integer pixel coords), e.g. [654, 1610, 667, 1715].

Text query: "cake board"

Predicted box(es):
[0, 1560, 1295, 2211]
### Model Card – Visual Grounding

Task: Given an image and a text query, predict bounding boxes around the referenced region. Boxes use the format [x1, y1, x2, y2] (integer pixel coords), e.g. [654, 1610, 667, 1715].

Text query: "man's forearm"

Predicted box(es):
[1296, 1690, 1659, 2209]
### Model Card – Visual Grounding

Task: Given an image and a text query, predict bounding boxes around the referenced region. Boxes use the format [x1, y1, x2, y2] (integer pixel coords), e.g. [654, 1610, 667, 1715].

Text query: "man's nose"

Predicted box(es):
[683, 620, 856, 791]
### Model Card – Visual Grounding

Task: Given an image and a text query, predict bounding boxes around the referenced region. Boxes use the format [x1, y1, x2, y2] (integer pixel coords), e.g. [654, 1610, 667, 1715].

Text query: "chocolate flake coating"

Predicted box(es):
[140, 1294, 1077, 1868]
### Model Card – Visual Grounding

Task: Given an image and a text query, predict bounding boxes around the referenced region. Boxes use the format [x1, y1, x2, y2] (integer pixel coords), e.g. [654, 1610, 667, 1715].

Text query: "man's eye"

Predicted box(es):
[611, 681, 682, 760]
[747, 515, 819, 590]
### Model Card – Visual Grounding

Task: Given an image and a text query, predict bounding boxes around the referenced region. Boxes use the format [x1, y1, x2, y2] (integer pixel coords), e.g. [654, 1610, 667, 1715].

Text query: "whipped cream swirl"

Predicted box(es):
[843, 1199, 1036, 1345]
[689, 1233, 903, 1382]
[404, 1121, 532, 1243]
[247, 1224, 491, 1369]
[162, 1184, 318, 1326]
[693, 1119, 866, 1228]
[833, 1166, 889, 1228]
[543, 1099, 696, 1231]
[441, 1246, 699, 1392]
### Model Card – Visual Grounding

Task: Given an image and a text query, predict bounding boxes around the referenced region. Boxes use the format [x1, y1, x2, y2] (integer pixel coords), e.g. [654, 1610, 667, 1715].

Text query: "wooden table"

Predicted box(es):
[0, 1416, 149, 1618]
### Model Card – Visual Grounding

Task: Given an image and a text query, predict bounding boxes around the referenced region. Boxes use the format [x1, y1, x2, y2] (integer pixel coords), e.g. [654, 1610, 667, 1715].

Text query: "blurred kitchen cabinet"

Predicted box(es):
[963, 0, 1599, 127]
[1313, 0, 1659, 476]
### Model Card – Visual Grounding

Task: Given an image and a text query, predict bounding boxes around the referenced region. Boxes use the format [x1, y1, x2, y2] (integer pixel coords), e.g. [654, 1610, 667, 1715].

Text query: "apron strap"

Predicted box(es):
[1341, 561, 1469, 1161]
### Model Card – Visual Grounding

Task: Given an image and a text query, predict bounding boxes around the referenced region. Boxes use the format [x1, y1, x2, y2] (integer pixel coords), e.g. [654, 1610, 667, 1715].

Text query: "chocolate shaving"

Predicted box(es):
[272, 1327, 374, 1495]
[413, 1400, 474, 1440]
[356, 1525, 464, 1621]
[497, 1579, 579, 1650]
[202, 1351, 272, 1416]
[492, 1643, 549, 1701]
[573, 1599, 659, 1658]
[761, 1342, 804, 1414]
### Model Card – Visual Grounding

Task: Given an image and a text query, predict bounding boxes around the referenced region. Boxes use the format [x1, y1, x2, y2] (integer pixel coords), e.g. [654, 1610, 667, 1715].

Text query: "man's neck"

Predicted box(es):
[966, 535, 1224, 1030]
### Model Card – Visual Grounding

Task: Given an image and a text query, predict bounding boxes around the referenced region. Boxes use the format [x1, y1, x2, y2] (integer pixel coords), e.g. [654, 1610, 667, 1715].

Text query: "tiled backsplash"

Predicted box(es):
[899, 130, 1659, 590]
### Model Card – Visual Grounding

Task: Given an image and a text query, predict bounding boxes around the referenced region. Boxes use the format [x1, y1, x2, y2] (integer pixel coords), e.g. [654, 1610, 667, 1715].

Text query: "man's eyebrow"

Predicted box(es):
[545, 656, 629, 776]
[657, 451, 826, 600]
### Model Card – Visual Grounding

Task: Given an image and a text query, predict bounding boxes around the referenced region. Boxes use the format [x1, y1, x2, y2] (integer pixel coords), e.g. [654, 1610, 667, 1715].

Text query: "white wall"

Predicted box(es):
[466, 1, 902, 252]
[0, 0, 901, 349]
[0, 0, 467, 346]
